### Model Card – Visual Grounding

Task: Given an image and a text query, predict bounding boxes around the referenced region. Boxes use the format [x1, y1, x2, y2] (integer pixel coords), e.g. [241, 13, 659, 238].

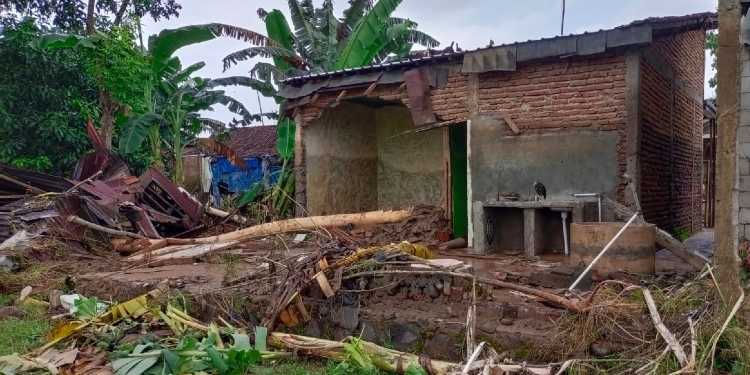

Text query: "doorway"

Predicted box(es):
[450, 123, 468, 238]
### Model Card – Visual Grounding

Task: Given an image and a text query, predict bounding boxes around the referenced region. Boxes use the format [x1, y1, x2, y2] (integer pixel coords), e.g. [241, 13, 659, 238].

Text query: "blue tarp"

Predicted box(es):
[210, 156, 280, 203]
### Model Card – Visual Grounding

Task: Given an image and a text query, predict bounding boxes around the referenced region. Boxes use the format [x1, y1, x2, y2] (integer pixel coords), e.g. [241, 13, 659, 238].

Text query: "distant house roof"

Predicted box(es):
[226, 125, 278, 158]
[185, 125, 278, 159]
[279, 12, 716, 97]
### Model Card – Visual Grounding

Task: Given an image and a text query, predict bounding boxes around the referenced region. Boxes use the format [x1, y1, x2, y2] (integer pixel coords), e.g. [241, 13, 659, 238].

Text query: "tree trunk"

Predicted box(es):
[113, 0, 131, 26]
[127, 209, 412, 260]
[98, 90, 117, 150]
[85, 0, 96, 34]
[716, 0, 745, 315]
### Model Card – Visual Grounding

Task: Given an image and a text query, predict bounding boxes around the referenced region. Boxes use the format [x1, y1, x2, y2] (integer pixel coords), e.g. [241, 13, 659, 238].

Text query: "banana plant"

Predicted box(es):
[117, 23, 275, 173]
[223, 0, 439, 83]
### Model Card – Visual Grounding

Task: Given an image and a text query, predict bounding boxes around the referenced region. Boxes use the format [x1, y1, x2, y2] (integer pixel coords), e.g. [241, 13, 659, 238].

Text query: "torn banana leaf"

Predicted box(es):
[38, 289, 165, 353]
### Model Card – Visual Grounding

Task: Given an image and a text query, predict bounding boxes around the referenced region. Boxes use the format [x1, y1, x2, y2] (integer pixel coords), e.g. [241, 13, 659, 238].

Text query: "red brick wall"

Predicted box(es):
[639, 30, 705, 233]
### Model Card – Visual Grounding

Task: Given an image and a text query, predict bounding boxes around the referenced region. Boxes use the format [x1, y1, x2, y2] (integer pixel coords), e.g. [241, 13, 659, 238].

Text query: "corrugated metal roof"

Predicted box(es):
[280, 12, 716, 85]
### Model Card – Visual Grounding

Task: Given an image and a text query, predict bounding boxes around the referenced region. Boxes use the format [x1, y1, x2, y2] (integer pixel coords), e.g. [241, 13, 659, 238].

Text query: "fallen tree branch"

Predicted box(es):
[342, 269, 589, 313]
[127, 209, 412, 261]
[642, 288, 688, 367]
[67, 215, 146, 239]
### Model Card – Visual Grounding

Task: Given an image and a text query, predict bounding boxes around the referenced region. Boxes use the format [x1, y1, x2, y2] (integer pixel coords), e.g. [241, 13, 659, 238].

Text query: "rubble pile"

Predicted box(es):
[338, 205, 451, 247]
[0, 126, 743, 375]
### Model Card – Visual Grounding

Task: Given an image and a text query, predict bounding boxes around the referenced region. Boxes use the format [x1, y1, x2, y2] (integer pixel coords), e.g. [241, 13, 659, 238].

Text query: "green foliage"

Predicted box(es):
[83, 28, 151, 112]
[672, 227, 691, 242]
[0, 20, 97, 175]
[0, 304, 52, 356]
[119, 113, 166, 154]
[706, 31, 717, 90]
[73, 296, 101, 320]
[112, 334, 263, 375]
[0, 0, 182, 33]
[335, 0, 403, 69]
[224, 1, 439, 82]
[276, 117, 296, 160]
[264, 9, 296, 73]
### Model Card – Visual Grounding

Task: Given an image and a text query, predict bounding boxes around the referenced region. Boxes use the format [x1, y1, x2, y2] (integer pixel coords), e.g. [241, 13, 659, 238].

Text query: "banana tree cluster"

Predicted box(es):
[224, 0, 439, 78]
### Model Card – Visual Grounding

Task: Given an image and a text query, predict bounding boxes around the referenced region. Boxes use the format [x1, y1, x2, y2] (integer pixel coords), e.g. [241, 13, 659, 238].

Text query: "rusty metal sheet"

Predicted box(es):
[0, 164, 73, 193]
[403, 68, 437, 126]
[139, 168, 202, 228]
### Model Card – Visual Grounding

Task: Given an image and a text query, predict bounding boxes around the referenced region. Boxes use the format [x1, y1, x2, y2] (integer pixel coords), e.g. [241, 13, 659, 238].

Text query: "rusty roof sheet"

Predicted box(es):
[280, 12, 716, 87]
[0, 163, 73, 193]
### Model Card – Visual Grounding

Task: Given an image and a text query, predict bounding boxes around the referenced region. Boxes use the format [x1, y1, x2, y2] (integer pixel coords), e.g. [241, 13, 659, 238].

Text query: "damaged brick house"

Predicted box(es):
[279, 13, 715, 254]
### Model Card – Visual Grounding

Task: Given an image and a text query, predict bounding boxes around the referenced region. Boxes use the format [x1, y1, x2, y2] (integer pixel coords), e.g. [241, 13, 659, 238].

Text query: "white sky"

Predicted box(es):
[142, 0, 718, 124]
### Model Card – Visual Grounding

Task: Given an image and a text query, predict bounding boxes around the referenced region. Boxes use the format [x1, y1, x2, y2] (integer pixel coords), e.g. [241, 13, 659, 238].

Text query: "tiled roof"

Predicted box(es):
[225, 125, 278, 158]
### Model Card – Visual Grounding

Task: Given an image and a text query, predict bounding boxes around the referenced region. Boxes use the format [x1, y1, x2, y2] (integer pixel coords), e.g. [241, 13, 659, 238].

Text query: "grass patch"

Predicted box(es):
[0, 264, 55, 293]
[0, 293, 15, 306]
[252, 359, 326, 375]
[0, 304, 51, 355]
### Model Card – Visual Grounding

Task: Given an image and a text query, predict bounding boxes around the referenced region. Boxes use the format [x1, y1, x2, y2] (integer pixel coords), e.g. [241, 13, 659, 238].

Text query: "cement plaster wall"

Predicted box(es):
[376, 106, 445, 209]
[469, 115, 620, 202]
[305, 102, 377, 215]
[469, 114, 620, 252]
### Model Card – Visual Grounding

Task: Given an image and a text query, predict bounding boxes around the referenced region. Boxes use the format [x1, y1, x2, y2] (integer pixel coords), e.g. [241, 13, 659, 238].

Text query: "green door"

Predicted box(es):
[449, 124, 468, 238]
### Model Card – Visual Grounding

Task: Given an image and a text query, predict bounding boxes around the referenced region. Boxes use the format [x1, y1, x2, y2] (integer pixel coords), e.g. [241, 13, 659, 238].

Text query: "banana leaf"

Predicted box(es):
[335, 0, 403, 69]
[264, 9, 296, 73]
[149, 24, 270, 76]
[118, 112, 165, 154]
[276, 117, 296, 160]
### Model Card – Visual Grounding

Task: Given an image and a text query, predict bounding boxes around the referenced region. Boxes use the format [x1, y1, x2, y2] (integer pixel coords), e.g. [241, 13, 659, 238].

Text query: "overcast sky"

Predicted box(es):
[142, 0, 717, 125]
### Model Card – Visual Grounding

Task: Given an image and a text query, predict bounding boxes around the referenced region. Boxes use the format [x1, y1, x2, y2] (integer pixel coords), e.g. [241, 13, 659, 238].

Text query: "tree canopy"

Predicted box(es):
[1, 0, 181, 31]
[0, 20, 97, 174]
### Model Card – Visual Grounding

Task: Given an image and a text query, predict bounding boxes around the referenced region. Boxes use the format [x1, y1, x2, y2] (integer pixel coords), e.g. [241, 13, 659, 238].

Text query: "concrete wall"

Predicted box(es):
[305, 102, 377, 215]
[376, 105, 445, 209]
[305, 102, 445, 215]
[469, 114, 619, 252]
[469, 114, 620, 203]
